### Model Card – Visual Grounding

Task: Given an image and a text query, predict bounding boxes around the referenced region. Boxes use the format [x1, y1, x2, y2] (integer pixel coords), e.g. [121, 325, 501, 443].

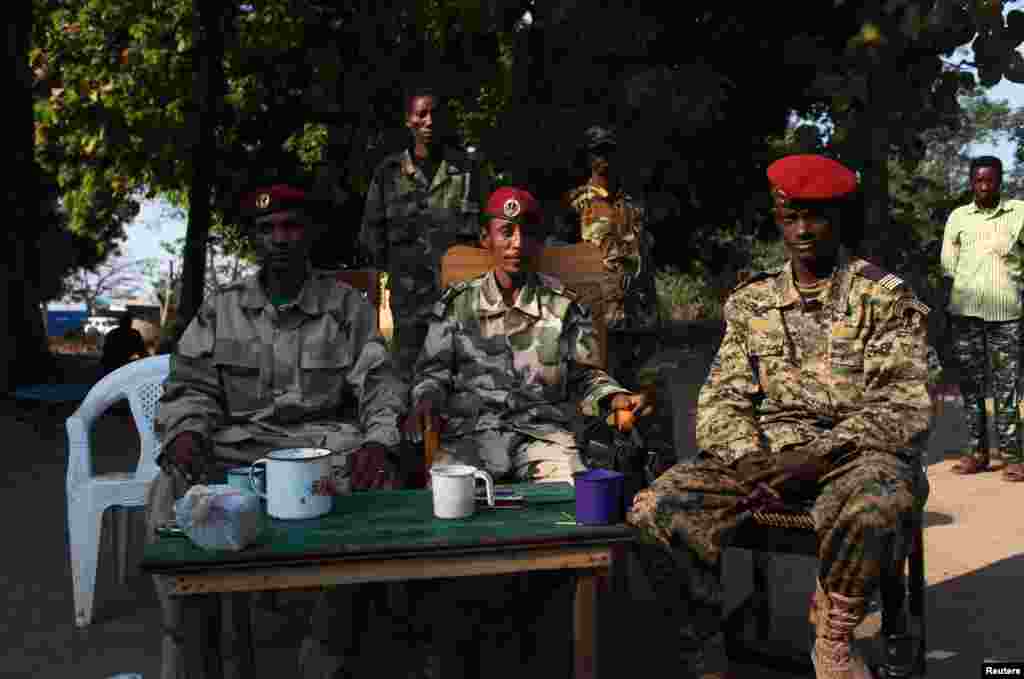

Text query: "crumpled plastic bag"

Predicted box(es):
[174, 484, 265, 551]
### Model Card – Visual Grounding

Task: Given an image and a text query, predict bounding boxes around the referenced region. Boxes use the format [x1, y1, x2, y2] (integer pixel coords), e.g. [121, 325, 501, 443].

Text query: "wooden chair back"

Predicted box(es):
[326, 269, 382, 331]
[440, 244, 622, 370]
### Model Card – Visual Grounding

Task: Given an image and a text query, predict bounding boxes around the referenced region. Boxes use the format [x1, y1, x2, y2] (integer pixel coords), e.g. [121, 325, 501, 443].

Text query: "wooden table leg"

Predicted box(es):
[223, 592, 254, 679]
[184, 593, 224, 679]
[574, 569, 601, 679]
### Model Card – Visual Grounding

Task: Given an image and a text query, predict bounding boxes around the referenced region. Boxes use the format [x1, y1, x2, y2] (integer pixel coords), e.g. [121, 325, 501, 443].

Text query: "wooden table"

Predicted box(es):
[140, 482, 634, 679]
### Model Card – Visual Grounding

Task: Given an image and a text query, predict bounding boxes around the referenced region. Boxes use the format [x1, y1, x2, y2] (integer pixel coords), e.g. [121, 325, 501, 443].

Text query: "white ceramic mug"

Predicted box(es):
[430, 464, 495, 519]
[249, 448, 334, 520]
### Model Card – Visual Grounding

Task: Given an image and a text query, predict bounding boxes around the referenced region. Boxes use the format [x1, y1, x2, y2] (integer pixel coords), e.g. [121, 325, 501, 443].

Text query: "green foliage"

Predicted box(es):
[656, 265, 723, 322]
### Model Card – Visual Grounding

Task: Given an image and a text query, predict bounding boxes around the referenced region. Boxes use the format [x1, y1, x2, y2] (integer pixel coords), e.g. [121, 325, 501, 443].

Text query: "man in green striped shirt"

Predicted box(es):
[940, 155, 1024, 481]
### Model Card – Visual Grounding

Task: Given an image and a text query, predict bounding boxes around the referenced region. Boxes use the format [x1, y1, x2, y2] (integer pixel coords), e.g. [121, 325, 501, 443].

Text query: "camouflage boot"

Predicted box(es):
[811, 582, 875, 679]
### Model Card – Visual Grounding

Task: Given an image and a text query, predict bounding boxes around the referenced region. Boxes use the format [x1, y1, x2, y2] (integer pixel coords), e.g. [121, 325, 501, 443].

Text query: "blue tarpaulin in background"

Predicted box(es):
[47, 310, 88, 337]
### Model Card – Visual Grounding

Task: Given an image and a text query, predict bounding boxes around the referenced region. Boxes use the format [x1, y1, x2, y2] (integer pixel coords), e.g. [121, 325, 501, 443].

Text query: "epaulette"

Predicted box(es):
[857, 264, 907, 293]
[432, 278, 476, 316]
[732, 269, 780, 292]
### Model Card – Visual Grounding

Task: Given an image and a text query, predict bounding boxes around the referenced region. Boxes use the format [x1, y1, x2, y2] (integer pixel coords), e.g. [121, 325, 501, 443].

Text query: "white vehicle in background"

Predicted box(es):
[84, 316, 120, 336]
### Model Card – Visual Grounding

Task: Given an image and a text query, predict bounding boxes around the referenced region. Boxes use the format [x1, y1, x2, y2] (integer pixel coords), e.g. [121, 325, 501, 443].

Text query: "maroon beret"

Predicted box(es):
[239, 184, 311, 222]
[767, 155, 858, 203]
[483, 186, 543, 226]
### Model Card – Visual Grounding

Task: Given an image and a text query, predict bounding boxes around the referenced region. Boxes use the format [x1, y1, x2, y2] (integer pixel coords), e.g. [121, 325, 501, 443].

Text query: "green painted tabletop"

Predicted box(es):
[140, 482, 635, 573]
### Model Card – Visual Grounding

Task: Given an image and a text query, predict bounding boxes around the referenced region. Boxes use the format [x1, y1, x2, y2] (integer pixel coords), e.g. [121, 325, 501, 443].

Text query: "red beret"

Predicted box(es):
[483, 187, 542, 226]
[239, 184, 310, 222]
[766, 155, 858, 203]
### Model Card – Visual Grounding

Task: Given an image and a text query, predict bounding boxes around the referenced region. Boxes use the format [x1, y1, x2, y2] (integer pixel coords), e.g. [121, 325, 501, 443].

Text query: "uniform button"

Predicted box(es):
[273, 389, 285, 397]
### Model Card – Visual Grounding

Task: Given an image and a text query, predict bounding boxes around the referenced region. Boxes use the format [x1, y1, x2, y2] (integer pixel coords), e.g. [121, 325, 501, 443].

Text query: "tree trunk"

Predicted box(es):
[176, 2, 225, 338]
[3, 1, 51, 391]
[859, 67, 891, 267]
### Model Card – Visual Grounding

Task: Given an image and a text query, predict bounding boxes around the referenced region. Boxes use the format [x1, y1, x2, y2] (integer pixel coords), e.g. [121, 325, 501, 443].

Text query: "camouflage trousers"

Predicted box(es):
[433, 426, 586, 484]
[143, 427, 411, 679]
[949, 315, 1024, 463]
[388, 249, 441, 382]
[626, 451, 927, 650]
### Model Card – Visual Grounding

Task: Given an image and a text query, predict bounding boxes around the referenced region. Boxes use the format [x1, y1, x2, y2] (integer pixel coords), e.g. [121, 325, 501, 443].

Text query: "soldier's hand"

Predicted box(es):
[736, 482, 786, 514]
[606, 392, 655, 432]
[162, 432, 209, 484]
[351, 443, 400, 491]
[403, 396, 444, 436]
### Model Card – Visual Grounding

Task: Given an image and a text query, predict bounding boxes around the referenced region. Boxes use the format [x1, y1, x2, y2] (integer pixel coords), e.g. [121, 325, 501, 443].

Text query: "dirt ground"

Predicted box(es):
[1, 349, 1021, 678]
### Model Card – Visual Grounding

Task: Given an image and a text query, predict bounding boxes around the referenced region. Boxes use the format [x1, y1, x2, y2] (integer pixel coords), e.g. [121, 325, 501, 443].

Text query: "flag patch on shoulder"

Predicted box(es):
[877, 273, 905, 291]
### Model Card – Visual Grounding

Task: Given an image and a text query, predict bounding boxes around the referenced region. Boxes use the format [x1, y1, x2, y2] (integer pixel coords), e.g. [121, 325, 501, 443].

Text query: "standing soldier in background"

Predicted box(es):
[359, 86, 492, 380]
[940, 155, 1024, 482]
[563, 125, 660, 387]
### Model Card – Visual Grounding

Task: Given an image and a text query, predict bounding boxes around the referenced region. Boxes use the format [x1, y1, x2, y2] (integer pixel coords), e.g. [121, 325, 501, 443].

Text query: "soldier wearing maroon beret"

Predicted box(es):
[147, 183, 410, 678]
[627, 155, 932, 678]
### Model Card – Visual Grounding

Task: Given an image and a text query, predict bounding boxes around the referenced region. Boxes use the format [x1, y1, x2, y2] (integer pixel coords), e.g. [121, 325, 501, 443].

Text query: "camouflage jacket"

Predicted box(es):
[696, 248, 932, 468]
[564, 182, 659, 330]
[155, 270, 406, 451]
[411, 270, 630, 440]
[358, 146, 490, 271]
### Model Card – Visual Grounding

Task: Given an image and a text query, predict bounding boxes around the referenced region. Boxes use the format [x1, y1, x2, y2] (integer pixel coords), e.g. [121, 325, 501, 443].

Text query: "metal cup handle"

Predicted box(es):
[473, 469, 494, 507]
[249, 459, 268, 499]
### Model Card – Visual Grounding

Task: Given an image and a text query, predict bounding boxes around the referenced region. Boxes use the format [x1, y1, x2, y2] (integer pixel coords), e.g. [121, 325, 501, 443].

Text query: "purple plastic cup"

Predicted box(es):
[573, 469, 625, 525]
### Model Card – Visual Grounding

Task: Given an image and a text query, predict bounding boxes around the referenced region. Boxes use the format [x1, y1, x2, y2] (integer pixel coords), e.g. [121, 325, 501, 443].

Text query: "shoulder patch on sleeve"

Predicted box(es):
[857, 264, 906, 292]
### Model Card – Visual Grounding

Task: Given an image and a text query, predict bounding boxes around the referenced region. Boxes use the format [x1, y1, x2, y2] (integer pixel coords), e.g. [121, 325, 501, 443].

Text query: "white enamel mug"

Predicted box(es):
[249, 448, 334, 520]
[430, 464, 495, 519]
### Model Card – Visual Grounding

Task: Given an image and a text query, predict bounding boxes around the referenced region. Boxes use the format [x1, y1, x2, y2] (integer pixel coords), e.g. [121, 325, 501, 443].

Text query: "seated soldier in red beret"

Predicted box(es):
[628, 156, 931, 679]
[146, 184, 410, 678]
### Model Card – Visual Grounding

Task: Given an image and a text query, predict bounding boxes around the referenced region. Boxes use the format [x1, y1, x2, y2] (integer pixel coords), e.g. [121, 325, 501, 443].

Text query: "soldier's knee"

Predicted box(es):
[842, 484, 916, 532]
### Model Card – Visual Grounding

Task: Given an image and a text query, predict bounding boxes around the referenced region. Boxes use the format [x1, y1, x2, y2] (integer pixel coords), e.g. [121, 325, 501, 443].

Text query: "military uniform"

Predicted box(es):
[412, 269, 629, 482]
[627, 246, 931, 675]
[147, 269, 407, 679]
[409, 259, 630, 678]
[359, 146, 491, 380]
[565, 182, 660, 384]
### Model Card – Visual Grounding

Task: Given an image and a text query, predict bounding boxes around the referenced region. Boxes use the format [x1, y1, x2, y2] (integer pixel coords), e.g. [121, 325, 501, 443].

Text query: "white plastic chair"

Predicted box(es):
[66, 354, 169, 627]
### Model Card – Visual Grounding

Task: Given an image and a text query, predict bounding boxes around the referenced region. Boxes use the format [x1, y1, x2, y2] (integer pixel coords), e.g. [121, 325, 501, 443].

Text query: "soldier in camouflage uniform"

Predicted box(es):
[407, 186, 654, 676]
[147, 185, 409, 679]
[563, 125, 660, 388]
[359, 87, 492, 381]
[627, 156, 931, 679]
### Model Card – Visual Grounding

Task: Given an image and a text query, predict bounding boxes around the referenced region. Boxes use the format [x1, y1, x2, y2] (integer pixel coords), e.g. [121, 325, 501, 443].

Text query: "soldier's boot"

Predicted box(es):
[811, 581, 875, 679]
